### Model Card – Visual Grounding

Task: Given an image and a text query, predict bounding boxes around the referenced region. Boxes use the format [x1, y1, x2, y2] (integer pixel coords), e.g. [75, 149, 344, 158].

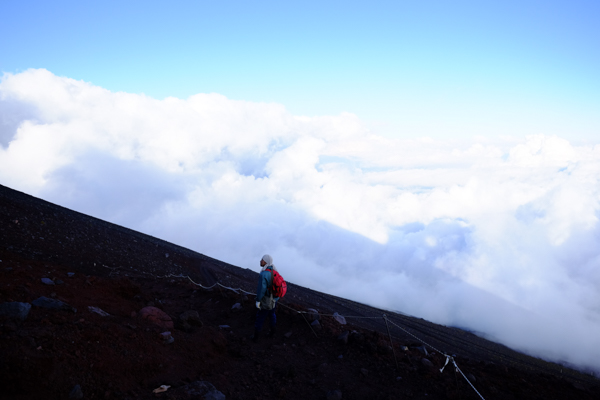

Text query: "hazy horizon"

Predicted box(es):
[2, 69, 600, 374]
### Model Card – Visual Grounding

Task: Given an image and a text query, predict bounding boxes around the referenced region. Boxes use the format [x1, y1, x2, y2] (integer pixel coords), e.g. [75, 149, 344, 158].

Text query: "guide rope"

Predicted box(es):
[383, 314, 400, 371]
[111, 267, 485, 399]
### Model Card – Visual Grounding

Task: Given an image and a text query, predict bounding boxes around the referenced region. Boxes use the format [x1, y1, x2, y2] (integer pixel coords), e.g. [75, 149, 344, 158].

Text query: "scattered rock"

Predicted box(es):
[303, 346, 316, 356]
[421, 358, 434, 368]
[179, 381, 225, 400]
[179, 310, 203, 329]
[350, 331, 364, 343]
[333, 312, 346, 325]
[152, 384, 170, 393]
[67, 272, 75, 278]
[337, 331, 349, 344]
[69, 384, 83, 399]
[306, 308, 319, 322]
[32, 296, 76, 312]
[2, 320, 18, 332]
[55, 279, 65, 285]
[326, 389, 342, 400]
[231, 302, 242, 310]
[88, 306, 110, 317]
[414, 345, 428, 356]
[41, 277, 55, 285]
[160, 331, 174, 344]
[318, 363, 328, 374]
[377, 344, 393, 355]
[0, 302, 32, 321]
[466, 373, 477, 383]
[310, 319, 322, 331]
[139, 306, 173, 329]
[284, 331, 293, 338]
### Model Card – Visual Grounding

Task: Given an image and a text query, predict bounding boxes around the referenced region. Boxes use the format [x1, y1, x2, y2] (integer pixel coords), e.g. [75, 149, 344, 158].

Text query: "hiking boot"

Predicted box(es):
[251, 328, 260, 342]
[267, 327, 276, 338]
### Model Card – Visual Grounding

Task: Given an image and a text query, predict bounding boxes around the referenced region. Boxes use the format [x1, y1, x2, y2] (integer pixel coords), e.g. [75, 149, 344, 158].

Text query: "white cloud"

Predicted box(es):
[2, 69, 600, 373]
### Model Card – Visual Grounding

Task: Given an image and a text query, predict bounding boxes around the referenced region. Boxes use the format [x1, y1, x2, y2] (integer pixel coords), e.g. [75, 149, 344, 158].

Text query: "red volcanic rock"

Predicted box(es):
[139, 306, 174, 329]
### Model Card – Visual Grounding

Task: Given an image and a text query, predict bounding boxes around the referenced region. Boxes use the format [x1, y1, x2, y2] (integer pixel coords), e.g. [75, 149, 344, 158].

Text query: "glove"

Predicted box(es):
[255, 301, 261, 309]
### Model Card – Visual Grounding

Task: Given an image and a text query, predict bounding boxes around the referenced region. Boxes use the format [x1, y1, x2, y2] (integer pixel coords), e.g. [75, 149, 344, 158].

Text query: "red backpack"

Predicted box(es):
[267, 267, 287, 298]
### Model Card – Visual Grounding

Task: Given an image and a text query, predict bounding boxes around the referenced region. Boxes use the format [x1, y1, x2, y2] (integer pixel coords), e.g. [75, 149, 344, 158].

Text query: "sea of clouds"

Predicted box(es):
[1, 69, 600, 373]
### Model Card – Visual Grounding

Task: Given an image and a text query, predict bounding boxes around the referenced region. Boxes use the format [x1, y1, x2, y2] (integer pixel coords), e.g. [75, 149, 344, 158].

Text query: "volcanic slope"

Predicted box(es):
[0, 183, 598, 400]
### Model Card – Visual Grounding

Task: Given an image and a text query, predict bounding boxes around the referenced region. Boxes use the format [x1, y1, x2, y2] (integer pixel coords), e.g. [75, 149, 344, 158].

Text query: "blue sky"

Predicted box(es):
[2, 0, 599, 139]
[2, 0, 600, 372]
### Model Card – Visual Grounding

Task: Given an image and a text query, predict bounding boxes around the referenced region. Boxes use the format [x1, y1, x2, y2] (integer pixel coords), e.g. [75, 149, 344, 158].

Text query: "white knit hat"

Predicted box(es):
[261, 254, 277, 271]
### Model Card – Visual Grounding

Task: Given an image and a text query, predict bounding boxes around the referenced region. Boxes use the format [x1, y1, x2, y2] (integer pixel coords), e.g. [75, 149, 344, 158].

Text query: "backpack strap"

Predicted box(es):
[265, 267, 274, 295]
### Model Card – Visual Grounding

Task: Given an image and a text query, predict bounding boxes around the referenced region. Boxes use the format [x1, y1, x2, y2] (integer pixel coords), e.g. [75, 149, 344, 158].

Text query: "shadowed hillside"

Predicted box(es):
[1, 183, 598, 399]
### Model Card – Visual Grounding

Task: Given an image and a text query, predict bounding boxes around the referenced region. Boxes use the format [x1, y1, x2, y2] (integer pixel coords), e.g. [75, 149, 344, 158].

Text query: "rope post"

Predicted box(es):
[383, 314, 400, 371]
[301, 311, 319, 338]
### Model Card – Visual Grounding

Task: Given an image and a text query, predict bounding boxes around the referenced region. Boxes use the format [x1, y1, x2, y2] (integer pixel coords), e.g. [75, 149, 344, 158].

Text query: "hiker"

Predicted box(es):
[252, 254, 279, 341]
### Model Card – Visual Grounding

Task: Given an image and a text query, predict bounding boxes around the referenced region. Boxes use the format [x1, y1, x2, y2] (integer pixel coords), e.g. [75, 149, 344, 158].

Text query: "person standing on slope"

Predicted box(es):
[252, 254, 279, 342]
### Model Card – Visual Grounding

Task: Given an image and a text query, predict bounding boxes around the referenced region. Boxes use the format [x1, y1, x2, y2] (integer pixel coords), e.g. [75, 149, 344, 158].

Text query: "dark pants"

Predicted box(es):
[255, 303, 277, 331]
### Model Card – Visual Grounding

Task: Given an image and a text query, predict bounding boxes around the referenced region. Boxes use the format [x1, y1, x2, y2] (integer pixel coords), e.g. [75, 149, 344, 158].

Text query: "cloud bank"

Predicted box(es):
[2, 69, 600, 373]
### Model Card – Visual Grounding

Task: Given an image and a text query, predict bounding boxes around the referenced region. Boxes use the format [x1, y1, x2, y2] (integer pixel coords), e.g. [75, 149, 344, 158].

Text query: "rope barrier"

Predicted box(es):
[384, 317, 485, 399]
[453, 360, 486, 400]
[383, 314, 400, 371]
[114, 267, 485, 399]
[385, 318, 447, 357]
[300, 310, 319, 338]
[276, 301, 382, 320]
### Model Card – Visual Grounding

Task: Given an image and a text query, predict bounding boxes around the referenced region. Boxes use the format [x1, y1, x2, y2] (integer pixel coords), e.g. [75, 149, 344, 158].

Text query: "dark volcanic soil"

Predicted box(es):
[1, 183, 599, 400]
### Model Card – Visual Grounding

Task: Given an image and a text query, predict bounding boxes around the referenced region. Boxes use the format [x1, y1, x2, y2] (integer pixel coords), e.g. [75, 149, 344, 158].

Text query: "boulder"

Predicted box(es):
[139, 306, 173, 329]
[326, 389, 342, 400]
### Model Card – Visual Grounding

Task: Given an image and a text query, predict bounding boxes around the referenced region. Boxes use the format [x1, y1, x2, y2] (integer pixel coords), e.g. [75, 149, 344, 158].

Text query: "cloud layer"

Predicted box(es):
[2, 69, 600, 373]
